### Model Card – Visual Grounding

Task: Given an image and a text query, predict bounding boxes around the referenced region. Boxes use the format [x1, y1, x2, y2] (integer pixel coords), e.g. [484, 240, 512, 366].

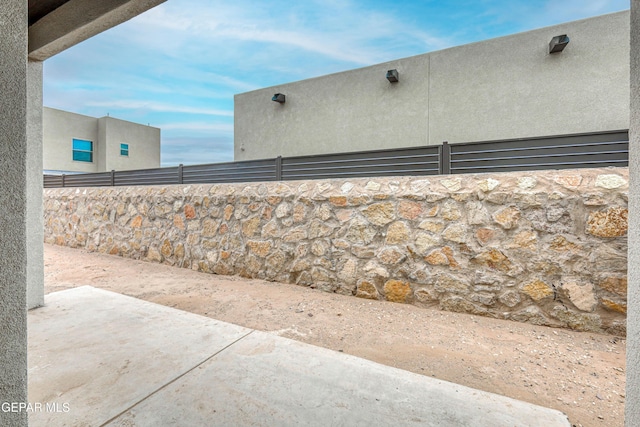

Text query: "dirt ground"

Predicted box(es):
[43, 243, 626, 427]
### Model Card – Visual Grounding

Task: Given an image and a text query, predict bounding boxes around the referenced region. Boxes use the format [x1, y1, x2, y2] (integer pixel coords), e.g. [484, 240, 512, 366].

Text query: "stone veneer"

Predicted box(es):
[44, 168, 629, 335]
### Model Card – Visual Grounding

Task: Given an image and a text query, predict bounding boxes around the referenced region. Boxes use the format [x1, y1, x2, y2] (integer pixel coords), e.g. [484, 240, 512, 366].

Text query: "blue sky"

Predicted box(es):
[43, 0, 629, 166]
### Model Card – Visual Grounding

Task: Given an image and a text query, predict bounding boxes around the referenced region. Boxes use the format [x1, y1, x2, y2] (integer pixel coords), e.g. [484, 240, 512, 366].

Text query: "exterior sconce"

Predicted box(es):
[272, 93, 285, 103]
[386, 69, 399, 83]
[549, 35, 569, 53]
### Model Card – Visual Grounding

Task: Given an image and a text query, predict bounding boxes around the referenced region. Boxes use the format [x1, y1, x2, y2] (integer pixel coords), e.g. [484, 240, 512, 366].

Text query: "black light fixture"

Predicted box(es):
[549, 34, 569, 53]
[272, 93, 285, 103]
[386, 69, 399, 83]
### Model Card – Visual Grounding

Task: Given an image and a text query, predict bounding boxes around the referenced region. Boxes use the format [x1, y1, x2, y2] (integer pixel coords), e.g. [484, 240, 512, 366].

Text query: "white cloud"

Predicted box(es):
[160, 122, 234, 132]
[87, 100, 233, 117]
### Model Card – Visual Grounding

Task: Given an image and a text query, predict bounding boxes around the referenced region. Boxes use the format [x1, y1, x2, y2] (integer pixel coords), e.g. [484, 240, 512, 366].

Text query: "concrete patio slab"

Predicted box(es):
[28, 286, 252, 426]
[28, 286, 570, 427]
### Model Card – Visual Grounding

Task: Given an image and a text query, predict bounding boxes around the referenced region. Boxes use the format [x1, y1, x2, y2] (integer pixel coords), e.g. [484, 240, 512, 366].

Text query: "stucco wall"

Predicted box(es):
[627, 0, 639, 424]
[27, 59, 45, 309]
[98, 116, 161, 171]
[44, 168, 628, 335]
[44, 107, 99, 173]
[43, 107, 161, 173]
[235, 11, 629, 161]
[0, 0, 28, 424]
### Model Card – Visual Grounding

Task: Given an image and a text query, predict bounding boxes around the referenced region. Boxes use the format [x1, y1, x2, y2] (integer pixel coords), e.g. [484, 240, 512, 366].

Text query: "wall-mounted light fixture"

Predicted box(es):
[272, 93, 285, 103]
[386, 69, 399, 83]
[549, 34, 569, 53]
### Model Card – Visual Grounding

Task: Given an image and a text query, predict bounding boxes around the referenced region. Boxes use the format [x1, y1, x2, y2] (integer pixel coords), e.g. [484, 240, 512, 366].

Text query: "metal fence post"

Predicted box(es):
[111, 170, 115, 186]
[439, 141, 451, 175]
[275, 156, 282, 181]
[61, 174, 66, 187]
[178, 164, 184, 184]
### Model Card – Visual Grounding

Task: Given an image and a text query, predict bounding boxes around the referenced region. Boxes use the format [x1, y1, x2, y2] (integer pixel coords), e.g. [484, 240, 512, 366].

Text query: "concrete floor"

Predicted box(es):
[27, 286, 571, 427]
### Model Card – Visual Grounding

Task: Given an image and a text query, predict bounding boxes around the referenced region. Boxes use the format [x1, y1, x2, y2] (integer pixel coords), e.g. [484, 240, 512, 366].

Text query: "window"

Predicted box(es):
[72, 139, 93, 162]
[120, 143, 129, 157]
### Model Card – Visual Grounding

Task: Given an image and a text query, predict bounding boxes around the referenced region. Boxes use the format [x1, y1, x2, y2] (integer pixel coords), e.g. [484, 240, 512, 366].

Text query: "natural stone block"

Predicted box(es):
[477, 178, 500, 192]
[492, 206, 520, 229]
[475, 228, 495, 245]
[384, 280, 412, 303]
[184, 204, 196, 219]
[398, 200, 422, 220]
[562, 279, 597, 312]
[293, 203, 307, 222]
[365, 181, 381, 191]
[386, 221, 410, 244]
[472, 249, 512, 272]
[351, 245, 375, 258]
[521, 280, 554, 301]
[602, 298, 627, 314]
[337, 259, 357, 286]
[442, 223, 466, 243]
[224, 205, 234, 221]
[173, 214, 185, 230]
[246, 240, 272, 258]
[498, 291, 521, 308]
[161, 239, 172, 258]
[599, 275, 627, 297]
[554, 175, 582, 189]
[242, 217, 261, 237]
[308, 220, 335, 239]
[415, 232, 440, 255]
[130, 215, 143, 228]
[275, 203, 291, 218]
[425, 249, 449, 266]
[329, 196, 347, 207]
[517, 177, 537, 190]
[362, 202, 395, 226]
[466, 201, 490, 225]
[434, 273, 470, 294]
[311, 239, 330, 256]
[440, 178, 462, 191]
[440, 200, 461, 221]
[146, 247, 163, 263]
[202, 219, 219, 237]
[439, 296, 487, 315]
[378, 248, 406, 265]
[414, 287, 438, 304]
[261, 220, 281, 238]
[356, 280, 379, 299]
[345, 220, 377, 244]
[509, 230, 538, 250]
[595, 174, 626, 189]
[283, 228, 307, 242]
[586, 206, 628, 237]
[551, 305, 602, 332]
[510, 306, 550, 326]
[418, 220, 444, 233]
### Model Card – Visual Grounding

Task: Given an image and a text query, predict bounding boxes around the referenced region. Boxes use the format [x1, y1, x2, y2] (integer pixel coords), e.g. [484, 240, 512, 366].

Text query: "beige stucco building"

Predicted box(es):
[235, 11, 630, 161]
[43, 107, 160, 173]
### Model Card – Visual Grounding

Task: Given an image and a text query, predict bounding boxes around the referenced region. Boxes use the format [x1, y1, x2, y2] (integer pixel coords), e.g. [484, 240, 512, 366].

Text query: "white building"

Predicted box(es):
[43, 107, 161, 173]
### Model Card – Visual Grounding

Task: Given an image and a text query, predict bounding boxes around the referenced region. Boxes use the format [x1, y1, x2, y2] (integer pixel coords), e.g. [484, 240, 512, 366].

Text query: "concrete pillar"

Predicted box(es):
[629, 2, 640, 425]
[27, 59, 44, 310]
[0, 0, 28, 426]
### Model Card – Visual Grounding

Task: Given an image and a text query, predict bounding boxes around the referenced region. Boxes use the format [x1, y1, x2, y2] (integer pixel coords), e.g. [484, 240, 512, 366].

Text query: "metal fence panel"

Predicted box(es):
[449, 131, 628, 174]
[42, 131, 629, 188]
[43, 175, 63, 188]
[281, 146, 440, 180]
[182, 159, 277, 184]
[60, 172, 112, 187]
[114, 167, 180, 186]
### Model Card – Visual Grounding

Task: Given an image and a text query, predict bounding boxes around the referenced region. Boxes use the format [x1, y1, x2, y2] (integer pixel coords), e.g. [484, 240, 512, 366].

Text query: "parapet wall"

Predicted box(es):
[44, 168, 629, 334]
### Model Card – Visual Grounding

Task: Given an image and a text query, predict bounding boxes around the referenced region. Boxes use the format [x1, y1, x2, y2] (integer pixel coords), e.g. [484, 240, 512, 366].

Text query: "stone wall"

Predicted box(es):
[44, 168, 629, 335]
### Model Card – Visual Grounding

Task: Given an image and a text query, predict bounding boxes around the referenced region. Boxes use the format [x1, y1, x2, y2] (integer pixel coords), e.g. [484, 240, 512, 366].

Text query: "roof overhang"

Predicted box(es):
[28, 0, 166, 61]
